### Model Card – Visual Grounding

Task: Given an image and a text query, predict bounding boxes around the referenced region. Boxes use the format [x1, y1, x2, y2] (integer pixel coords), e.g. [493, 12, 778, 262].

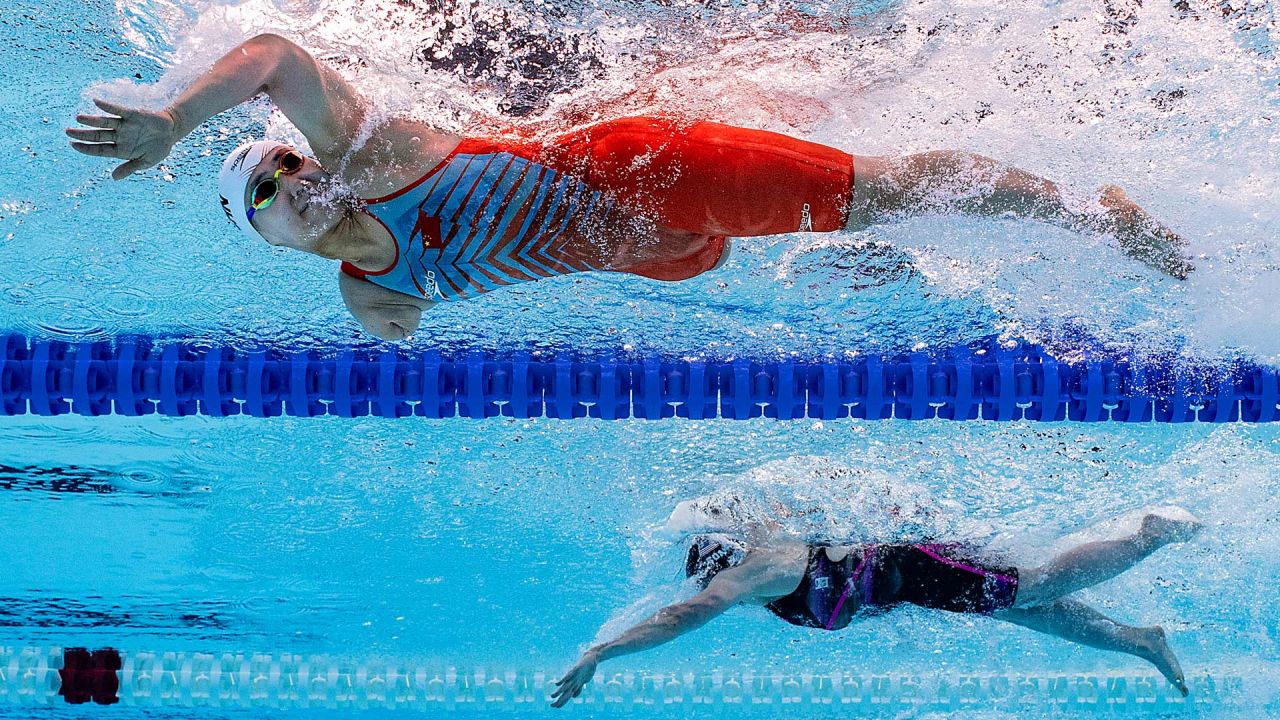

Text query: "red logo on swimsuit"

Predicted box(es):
[411, 210, 445, 250]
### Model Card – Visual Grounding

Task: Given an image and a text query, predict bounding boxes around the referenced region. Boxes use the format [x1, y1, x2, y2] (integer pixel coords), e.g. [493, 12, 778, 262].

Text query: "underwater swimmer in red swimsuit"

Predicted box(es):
[67, 34, 1193, 340]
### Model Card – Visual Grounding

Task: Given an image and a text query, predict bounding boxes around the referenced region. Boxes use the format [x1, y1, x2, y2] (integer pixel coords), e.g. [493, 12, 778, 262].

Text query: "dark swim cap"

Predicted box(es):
[684, 534, 745, 589]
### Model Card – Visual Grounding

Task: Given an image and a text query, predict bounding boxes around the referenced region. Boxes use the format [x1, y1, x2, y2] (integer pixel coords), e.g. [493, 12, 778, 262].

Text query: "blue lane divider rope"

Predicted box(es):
[1, 334, 1276, 422]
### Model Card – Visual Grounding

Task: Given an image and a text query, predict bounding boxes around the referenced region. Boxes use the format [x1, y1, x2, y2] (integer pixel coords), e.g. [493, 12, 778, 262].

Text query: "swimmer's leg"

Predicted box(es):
[996, 599, 1187, 696]
[849, 152, 1194, 278]
[1014, 509, 1203, 607]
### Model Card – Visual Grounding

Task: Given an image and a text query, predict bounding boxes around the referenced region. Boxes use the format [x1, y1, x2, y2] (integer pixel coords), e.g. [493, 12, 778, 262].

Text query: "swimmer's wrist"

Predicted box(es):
[586, 645, 610, 661]
[162, 104, 191, 140]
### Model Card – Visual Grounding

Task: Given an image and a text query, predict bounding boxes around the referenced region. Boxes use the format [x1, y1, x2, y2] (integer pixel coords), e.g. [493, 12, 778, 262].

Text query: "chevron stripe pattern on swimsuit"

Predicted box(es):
[360, 151, 611, 301]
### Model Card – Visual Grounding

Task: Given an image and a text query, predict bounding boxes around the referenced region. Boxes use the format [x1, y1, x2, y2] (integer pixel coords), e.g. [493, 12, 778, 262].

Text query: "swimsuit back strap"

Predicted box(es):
[824, 546, 874, 630]
[912, 544, 1018, 586]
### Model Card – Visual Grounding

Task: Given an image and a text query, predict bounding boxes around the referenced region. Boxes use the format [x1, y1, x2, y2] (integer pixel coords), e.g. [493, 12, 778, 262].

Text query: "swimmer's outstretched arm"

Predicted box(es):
[852, 152, 1194, 278]
[550, 551, 793, 708]
[68, 34, 368, 178]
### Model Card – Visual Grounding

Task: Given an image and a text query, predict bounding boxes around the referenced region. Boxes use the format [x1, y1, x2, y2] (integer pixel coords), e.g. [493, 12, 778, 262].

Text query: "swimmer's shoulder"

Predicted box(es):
[737, 543, 810, 604]
[335, 119, 462, 200]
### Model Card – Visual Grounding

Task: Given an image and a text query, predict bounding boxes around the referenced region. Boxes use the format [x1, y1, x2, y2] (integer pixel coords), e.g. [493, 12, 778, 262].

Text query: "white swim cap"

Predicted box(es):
[218, 140, 289, 243]
[664, 495, 746, 536]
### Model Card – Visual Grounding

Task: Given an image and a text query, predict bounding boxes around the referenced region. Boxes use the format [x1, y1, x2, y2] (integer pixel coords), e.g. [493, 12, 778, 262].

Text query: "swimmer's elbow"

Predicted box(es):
[243, 33, 294, 54]
[370, 322, 411, 342]
[242, 34, 306, 85]
[341, 276, 428, 340]
[352, 311, 416, 341]
[657, 603, 704, 631]
[674, 591, 736, 627]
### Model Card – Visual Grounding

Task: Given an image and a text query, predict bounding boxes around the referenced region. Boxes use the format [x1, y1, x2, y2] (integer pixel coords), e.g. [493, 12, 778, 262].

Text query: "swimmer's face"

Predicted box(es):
[246, 148, 346, 254]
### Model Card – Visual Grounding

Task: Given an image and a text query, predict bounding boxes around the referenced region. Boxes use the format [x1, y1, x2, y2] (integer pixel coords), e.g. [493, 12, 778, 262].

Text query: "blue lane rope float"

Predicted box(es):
[1, 334, 1276, 422]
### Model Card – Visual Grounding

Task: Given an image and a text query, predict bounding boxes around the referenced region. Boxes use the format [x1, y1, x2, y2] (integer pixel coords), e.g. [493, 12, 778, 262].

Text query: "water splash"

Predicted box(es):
[661, 455, 972, 544]
[55, 0, 1280, 362]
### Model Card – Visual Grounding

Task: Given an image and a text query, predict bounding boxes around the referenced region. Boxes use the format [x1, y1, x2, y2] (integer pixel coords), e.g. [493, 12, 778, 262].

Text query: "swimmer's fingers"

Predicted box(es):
[549, 681, 574, 708]
[68, 141, 119, 158]
[549, 680, 583, 708]
[550, 664, 592, 707]
[68, 140, 153, 179]
[74, 113, 120, 129]
[65, 127, 115, 143]
[92, 98, 133, 118]
[70, 102, 176, 179]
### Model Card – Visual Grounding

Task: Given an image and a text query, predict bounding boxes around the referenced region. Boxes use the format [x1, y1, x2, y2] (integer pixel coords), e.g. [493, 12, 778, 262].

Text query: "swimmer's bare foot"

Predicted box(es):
[1097, 185, 1195, 279]
[1131, 625, 1188, 697]
[1140, 507, 1204, 547]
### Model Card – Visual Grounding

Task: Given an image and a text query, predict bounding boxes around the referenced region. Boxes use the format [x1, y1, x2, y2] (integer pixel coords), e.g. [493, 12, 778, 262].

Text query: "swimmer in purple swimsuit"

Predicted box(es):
[551, 505, 1202, 708]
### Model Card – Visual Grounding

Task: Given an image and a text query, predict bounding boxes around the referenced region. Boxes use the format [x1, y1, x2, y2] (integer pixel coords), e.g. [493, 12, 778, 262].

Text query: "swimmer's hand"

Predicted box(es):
[1096, 185, 1195, 280]
[550, 650, 599, 708]
[66, 99, 178, 180]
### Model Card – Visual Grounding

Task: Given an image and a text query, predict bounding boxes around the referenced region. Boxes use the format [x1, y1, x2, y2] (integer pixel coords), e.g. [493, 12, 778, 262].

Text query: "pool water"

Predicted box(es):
[1, 0, 1279, 717]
